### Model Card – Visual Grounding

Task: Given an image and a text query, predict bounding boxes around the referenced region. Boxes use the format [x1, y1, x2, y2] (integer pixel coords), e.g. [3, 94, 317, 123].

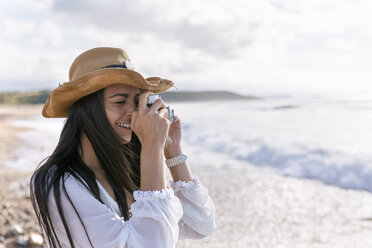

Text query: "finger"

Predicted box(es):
[170, 115, 181, 128]
[172, 115, 180, 124]
[150, 98, 167, 112]
[158, 107, 169, 119]
[130, 111, 138, 129]
[138, 91, 153, 113]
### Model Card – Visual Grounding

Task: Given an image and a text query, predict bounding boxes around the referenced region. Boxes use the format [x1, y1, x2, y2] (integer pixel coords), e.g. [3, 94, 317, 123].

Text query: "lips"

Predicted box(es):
[116, 123, 131, 129]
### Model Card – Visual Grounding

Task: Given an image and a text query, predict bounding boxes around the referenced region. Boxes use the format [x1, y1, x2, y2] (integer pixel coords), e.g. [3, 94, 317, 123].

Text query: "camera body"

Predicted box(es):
[147, 95, 174, 122]
[147, 95, 159, 107]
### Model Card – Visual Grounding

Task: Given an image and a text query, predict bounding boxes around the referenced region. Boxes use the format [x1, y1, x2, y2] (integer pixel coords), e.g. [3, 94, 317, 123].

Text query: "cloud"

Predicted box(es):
[50, 0, 260, 58]
[2, 0, 372, 96]
[9, 0, 52, 12]
[4, 18, 36, 36]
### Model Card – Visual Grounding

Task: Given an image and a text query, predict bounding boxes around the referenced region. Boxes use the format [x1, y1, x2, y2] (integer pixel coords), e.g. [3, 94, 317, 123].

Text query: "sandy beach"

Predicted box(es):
[177, 150, 372, 248]
[2, 104, 372, 247]
[0, 105, 44, 248]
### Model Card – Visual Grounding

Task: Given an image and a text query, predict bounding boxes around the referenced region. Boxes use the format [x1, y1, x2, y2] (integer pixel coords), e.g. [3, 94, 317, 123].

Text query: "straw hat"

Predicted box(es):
[42, 47, 174, 118]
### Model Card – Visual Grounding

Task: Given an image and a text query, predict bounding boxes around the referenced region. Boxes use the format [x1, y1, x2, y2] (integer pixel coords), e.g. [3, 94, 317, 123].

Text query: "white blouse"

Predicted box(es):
[45, 174, 216, 248]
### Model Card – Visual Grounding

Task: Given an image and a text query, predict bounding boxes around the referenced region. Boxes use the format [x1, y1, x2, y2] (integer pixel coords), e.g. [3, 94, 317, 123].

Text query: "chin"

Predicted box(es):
[113, 127, 132, 143]
[121, 137, 131, 144]
[119, 132, 132, 144]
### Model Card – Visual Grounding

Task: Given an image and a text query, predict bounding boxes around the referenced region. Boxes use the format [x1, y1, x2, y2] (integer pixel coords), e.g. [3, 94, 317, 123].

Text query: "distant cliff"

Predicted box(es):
[159, 91, 258, 102]
[0, 90, 49, 105]
[0, 90, 258, 105]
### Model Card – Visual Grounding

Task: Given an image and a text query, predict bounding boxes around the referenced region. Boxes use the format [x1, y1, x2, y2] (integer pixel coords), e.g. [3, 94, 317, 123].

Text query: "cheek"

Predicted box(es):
[106, 113, 115, 127]
[105, 107, 122, 124]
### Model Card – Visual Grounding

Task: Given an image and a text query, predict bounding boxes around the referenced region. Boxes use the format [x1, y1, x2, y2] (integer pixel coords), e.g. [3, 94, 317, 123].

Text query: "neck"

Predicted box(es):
[80, 134, 102, 171]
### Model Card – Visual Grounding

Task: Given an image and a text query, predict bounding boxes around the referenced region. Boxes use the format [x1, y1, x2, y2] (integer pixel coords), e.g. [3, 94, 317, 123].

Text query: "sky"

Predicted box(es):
[0, 0, 372, 98]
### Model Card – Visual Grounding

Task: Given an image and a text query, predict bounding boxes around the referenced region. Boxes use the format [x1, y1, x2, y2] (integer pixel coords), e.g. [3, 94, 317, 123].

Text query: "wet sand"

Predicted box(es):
[0, 105, 44, 248]
[177, 145, 372, 248]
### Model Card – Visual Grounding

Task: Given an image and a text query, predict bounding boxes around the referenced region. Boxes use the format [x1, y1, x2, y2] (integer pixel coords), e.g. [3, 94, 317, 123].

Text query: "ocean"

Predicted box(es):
[8, 97, 372, 192]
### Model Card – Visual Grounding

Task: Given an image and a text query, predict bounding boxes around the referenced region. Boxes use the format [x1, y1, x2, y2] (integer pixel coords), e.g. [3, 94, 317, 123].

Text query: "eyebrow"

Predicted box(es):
[109, 93, 141, 98]
[109, 93, 129, 98]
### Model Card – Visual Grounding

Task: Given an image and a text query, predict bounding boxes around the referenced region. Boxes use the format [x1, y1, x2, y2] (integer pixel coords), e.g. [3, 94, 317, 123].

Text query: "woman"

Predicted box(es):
[30, 47, 216, 248]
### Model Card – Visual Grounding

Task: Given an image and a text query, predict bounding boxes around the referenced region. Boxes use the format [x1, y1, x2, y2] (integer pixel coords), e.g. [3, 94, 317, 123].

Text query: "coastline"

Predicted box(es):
[0, 104, 43, 167]
[0, 105, 44, 247]
[177, 144, 372, 247]
[2, 104, 372, 247]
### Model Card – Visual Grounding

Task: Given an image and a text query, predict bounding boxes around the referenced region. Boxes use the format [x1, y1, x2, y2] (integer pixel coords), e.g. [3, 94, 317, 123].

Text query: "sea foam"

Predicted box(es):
[7, 98, 372, 192]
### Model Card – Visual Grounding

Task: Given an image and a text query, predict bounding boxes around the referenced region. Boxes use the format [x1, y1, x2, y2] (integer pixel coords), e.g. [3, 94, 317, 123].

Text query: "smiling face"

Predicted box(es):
[104, 84, 140, 143]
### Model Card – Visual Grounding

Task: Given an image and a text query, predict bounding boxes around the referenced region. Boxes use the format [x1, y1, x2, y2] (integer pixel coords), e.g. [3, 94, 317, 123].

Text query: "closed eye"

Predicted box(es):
[134, 94, 140, 107]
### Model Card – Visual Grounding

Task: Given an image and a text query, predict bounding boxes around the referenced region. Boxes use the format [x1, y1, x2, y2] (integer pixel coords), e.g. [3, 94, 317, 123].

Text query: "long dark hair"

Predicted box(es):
[30, 89, 141, 247]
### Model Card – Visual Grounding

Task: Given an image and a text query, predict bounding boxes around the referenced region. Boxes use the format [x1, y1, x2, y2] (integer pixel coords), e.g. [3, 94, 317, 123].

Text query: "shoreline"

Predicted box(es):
[0, 105, 44, 247]
[2, 104, 372, 247]
[0, 105, 43, 170]
[177, 144, 372, 247]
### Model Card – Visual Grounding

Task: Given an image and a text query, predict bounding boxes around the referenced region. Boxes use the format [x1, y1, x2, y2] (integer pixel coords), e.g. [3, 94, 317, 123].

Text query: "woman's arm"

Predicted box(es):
[131, 91, 170, 191]
[169, 176, 216, 239]
[164, 116, 193, 182]
[165, 116, 216, 239]
[140, 142, 167, 190]
[165, 145, 193, 183]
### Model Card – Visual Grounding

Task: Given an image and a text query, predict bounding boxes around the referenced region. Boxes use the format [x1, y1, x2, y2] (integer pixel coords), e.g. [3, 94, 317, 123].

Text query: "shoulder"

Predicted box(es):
[31, 164, 90, 199]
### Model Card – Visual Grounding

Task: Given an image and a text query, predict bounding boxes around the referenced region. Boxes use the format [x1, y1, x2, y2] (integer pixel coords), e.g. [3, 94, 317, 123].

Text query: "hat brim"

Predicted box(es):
[42, 68, 174, 118]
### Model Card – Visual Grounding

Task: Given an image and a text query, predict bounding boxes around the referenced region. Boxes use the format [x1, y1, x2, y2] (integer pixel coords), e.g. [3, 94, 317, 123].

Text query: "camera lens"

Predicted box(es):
[167, 107, 174, 123]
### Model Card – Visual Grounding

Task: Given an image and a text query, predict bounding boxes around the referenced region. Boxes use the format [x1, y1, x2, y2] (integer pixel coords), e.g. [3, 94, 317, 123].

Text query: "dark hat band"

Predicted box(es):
[101, 63, 127, 69]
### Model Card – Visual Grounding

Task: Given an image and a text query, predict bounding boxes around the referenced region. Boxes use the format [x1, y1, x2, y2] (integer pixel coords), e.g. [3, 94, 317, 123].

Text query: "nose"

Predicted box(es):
[126, 100, 137, 116]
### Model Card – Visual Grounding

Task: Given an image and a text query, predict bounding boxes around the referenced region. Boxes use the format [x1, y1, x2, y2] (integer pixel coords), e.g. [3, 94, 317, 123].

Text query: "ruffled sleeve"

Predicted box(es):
[47, 175, 183, 248]
[169, 176, 216, 239]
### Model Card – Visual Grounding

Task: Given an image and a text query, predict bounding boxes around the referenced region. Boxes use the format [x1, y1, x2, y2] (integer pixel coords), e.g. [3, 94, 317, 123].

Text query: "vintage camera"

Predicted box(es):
[147, 95, 160, 107]
[147, 95, 174, 122]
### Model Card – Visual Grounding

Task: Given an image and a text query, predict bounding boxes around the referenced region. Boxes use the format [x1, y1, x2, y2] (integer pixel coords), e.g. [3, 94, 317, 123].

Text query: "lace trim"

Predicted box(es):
[169, 176, 200, 193]
[133, 188, 174, 201]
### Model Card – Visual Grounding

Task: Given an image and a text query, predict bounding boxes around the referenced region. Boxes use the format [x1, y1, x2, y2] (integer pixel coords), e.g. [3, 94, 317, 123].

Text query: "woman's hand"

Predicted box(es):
[131, 91, 170, 148]
[165, 116, 183, 159]
[165, 116, 193, 182]
[131, 91, 170, 191]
